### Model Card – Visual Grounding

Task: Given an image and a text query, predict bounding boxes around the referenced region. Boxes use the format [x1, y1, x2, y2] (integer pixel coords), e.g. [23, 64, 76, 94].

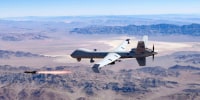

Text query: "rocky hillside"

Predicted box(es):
[0, 64, 200, 100]
[174, 52, 200, 64]
[71, 24, 200, 36]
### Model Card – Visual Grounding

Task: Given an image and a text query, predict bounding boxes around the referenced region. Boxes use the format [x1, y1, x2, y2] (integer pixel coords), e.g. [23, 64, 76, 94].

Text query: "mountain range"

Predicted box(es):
[0, 33, 49, 41]
[71, 24, 200, 36]
[0, 50, 44, 59]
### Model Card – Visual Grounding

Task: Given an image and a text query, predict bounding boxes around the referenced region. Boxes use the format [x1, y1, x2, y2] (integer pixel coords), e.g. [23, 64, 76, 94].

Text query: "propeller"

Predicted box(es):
[153, 44, 154, 52]
[152, 44, 155, 61]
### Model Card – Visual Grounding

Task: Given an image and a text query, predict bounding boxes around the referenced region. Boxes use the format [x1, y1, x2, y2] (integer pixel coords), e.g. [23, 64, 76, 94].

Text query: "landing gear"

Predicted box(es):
[90, 58, 95, 63]
[77, 58, 81, 62]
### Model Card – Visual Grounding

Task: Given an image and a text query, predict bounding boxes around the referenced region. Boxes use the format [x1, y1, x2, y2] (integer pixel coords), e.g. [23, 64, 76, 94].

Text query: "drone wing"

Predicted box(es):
[114, 39, 130, 52]
[92, 39, 130, 73]
[92, 53, 121, 73]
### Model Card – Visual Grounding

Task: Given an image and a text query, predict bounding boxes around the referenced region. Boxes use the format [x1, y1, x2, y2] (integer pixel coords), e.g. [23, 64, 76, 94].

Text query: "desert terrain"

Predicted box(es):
[0, 16, 200, 100]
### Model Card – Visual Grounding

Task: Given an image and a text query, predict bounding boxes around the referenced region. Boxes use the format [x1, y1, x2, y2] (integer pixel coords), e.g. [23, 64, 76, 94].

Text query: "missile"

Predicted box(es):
[24, 71, 37, 74]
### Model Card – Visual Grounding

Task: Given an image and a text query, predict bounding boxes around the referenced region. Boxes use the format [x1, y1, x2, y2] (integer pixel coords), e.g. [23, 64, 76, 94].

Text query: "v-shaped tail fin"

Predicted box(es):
[136, 57, 146, 66]
[136, 41, 145, 54]
[136, 41, 146, 66]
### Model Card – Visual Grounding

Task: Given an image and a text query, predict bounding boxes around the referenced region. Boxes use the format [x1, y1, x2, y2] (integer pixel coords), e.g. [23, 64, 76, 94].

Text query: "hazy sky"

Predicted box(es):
[0, 0, 200, 18]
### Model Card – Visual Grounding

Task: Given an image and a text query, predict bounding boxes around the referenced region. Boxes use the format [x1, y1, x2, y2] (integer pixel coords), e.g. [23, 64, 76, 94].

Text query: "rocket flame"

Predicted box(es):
[37, 70, 72, 75]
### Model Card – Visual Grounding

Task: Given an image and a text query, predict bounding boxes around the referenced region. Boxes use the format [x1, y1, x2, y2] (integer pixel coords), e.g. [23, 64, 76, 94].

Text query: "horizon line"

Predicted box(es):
[1, 13, 200, 19]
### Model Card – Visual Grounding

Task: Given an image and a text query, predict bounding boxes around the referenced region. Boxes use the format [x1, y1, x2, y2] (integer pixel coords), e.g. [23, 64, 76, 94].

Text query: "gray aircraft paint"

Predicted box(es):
[71, 37, 157, 73]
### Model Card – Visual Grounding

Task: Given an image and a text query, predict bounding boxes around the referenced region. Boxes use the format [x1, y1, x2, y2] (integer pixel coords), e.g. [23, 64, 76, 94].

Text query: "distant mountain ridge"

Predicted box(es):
[169, 65, 200, 71]
[0, 50, 44, 59]
[71, 24, 200, 36]
[0, 33, 49, 41]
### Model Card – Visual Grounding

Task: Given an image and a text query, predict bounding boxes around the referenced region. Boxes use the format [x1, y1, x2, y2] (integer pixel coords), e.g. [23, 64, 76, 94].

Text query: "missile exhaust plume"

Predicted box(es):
[37, 70, 72, 75]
